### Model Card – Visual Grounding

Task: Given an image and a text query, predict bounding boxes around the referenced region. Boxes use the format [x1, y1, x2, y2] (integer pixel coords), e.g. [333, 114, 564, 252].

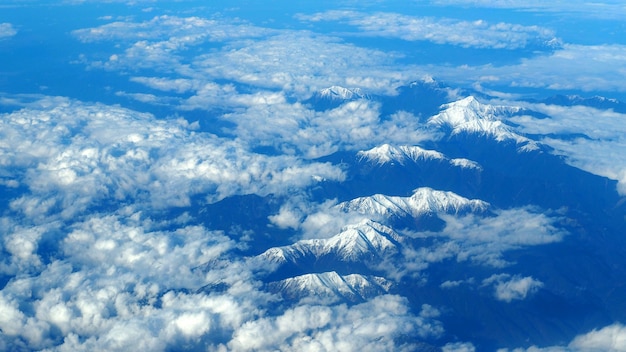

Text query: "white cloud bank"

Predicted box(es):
[73, 16, 418, 98]
[298, 10, 558, 50]
[229, 296, 443, 351]
[0, 97, 344, 221]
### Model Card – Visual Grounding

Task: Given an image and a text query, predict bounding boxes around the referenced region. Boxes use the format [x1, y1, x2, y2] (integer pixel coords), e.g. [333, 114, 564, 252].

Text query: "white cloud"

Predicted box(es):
[188, 31, 411, 97]
[74, 16, 422, 99]
[443, 342, 476, 352]
[435, 44, 626, 94]
[428, 208, 566, 267]
[483, 274, 544, 302]
[130, 76, 200, 94]
[0, 23, 16, 38]
[229, 295, 443, 351]
[221, 98, 436, 158]
[500, 323, 626, 352]
[504, 101, 626, 195]
[569, 323, 626, 351]
[0, 208, 273, 351]
[298, 10, 558, 50]
[0, 98, 345, 221]
[73, 15, 271, 43]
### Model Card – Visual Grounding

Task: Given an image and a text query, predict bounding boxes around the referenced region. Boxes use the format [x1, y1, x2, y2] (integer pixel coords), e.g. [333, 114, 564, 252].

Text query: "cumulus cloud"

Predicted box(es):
[0, 98, 344, 221]
[0, 23, 16, 39]
[220, 98, 436, 158]
[482, 274, 544, 302]
[298, 10, 558, 50]
[568, 323, 626, 351]
[229, 295, 443, 351]
[0, 206, 273, 351]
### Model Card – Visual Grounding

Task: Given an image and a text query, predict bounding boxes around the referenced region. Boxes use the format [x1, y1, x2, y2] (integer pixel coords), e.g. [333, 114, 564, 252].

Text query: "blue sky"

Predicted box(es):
[2, 1, 626, 351]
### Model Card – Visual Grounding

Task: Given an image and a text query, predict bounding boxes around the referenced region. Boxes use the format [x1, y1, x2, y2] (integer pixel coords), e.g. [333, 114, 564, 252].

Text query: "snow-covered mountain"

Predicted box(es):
[308, 86, 370, 110]
[267, 271, 392, 303]
[317, 86, 368, 101]
[337, 187, 489, 220]
[358, 144, 482, 170]
[429, 96, 539, 151]
[260, 220, 400, 266]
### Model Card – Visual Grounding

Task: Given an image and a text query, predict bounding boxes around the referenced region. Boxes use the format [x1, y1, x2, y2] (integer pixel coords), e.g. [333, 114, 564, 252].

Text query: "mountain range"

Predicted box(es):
[196, 81, 626, 349]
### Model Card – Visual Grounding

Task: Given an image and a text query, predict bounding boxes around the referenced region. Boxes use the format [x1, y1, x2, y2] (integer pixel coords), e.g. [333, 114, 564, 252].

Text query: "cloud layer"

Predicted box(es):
[2, 1, 625, 350]
[298, 10, 558, 50]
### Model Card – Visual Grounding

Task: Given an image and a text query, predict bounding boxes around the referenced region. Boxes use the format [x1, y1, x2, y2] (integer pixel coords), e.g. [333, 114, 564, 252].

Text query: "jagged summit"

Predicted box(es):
[429, 96, 515, 126]
[338, 187, 489, 219]
[267, 271, 392, 303]
[358, 144, 482, 170]
[317, 86, 368, 101]
[260, 220, 400, 265]
[358, 144, 445, 165]
[429, 96, 539, 151]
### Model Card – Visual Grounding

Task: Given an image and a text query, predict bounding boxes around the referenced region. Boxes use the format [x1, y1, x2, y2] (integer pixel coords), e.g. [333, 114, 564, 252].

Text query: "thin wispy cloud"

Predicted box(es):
[0, 23, 16, 38]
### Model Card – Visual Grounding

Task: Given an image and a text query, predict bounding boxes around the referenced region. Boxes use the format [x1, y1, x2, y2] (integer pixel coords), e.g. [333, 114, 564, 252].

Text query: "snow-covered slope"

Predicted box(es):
[260, 220, 399, 265]
[317, 86, 368, 101]
[358, 144, 445, 165]
[429, 96, 539, 151]
[267, 271, 392, 303]
[338, 187, 489, 219]
[358, 144, 482, 170]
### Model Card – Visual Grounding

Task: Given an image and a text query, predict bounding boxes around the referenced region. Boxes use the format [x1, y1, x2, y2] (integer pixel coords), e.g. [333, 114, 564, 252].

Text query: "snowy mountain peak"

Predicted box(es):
[357, 144, 445, 165]
[267, 271, 392, 303]
[318, 86, 367, 101]
[338, 187, 489, 219]
[358, 144, 482, 170]
[259, 220, 399, 265]
[429, 96, 539, 151]
[430, 96, 515, 127]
